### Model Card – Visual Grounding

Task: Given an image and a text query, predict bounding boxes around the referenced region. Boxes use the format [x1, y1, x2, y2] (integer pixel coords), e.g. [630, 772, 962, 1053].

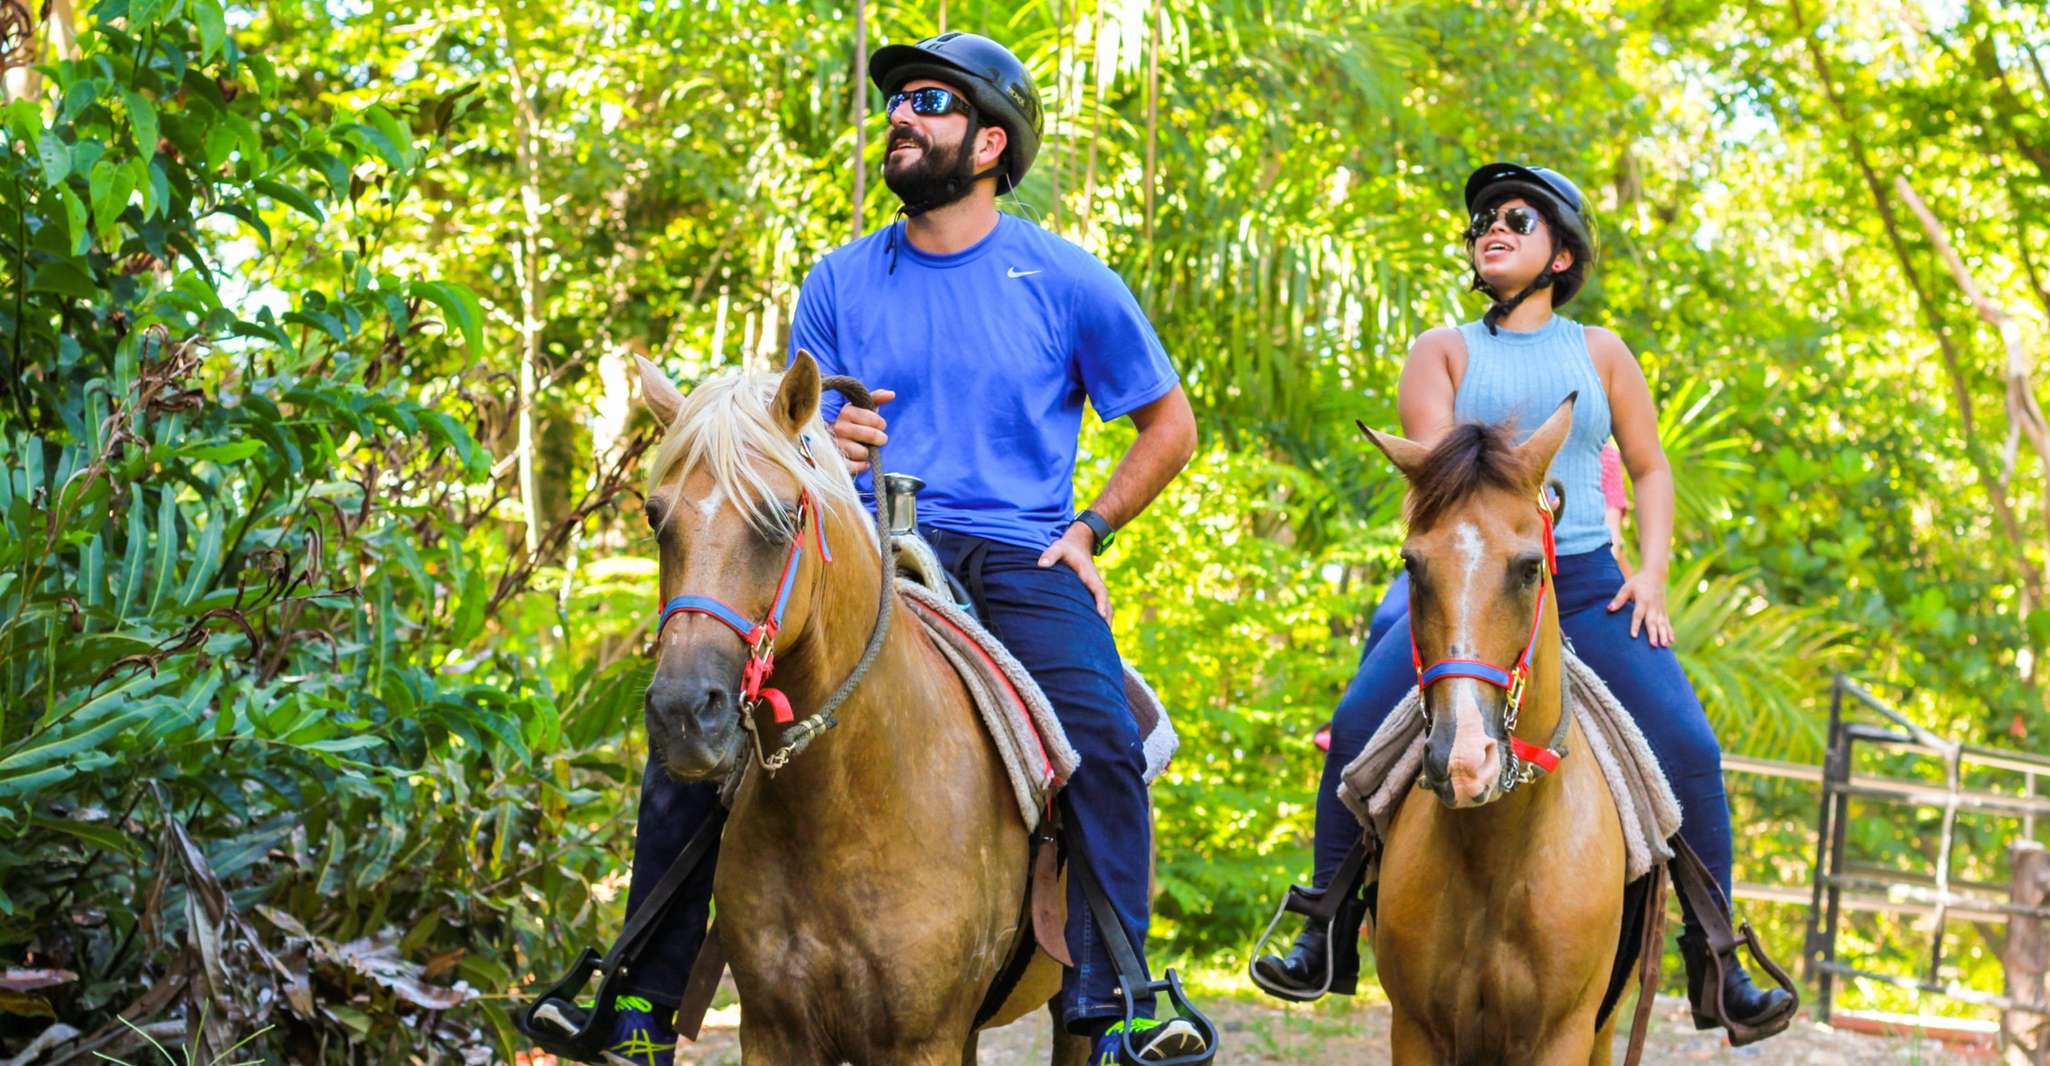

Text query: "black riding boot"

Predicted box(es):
[1677, 924, 1796, 1044]
[1251, 920, 1336, 999]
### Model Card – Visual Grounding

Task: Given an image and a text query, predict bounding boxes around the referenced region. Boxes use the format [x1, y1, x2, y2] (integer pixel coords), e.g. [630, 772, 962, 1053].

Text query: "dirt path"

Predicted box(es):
[672, 992, 1986, 1064]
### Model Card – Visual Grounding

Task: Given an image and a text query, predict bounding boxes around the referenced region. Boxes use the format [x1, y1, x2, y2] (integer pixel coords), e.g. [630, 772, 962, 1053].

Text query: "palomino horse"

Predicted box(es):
[634, 352, 1088, 1065]
[1361, 397, 1629, 1066]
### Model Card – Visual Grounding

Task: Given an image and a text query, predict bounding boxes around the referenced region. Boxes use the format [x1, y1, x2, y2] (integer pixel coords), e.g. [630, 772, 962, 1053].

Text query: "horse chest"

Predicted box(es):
[1376, 762, 1627, 1060]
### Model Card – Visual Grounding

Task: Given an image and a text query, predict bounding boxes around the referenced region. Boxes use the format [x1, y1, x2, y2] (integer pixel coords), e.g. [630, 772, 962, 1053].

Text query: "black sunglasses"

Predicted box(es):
[885, 87, 971, 118]
[1465, 205, 1544, 242]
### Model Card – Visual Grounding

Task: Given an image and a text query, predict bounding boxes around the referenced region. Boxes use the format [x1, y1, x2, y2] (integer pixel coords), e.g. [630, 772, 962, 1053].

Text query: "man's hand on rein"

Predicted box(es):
[830, 388, 895, 473]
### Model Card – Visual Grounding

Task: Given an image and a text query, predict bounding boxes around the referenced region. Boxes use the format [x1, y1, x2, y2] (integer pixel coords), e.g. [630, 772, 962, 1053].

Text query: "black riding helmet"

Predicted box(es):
[869, 32, 1043, 194]
[1463, 162, 1597, 306]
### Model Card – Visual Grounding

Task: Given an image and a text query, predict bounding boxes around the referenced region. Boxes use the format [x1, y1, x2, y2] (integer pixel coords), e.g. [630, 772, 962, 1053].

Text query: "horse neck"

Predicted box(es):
[737, 506, 933, 818]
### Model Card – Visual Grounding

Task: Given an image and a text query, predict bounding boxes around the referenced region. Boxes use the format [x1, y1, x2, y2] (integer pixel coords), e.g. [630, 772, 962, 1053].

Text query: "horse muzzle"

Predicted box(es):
[645, 670, 745, 781]
[1418, 690, 1510, 809]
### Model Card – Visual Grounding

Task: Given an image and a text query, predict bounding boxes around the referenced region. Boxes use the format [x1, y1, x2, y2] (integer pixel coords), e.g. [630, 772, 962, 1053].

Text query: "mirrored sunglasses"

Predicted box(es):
[1465, 205, 1544, 242]
[885, 87, 971, 118]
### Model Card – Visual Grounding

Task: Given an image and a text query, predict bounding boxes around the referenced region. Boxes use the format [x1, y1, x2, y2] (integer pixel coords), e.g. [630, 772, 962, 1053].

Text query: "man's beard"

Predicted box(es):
[883, 127, 981, 214]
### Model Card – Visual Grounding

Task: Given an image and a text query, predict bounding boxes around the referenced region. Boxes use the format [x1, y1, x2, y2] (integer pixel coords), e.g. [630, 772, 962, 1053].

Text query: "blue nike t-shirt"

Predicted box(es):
[787, 214, 1178, 551]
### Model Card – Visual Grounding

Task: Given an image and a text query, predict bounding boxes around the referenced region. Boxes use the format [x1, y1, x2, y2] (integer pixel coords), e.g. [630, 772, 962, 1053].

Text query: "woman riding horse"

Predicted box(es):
[1253, 162, 1796, 1043]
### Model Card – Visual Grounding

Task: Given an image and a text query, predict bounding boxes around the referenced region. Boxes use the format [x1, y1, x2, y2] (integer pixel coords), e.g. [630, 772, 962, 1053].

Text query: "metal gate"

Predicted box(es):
[1794, 674, 2050, 1038]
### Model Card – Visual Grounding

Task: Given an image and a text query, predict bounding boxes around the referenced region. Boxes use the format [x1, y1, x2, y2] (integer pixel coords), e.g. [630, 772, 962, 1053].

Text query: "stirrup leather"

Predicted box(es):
[1064, 801, 1219, 1066]
[1667, 835, 1799, 1046]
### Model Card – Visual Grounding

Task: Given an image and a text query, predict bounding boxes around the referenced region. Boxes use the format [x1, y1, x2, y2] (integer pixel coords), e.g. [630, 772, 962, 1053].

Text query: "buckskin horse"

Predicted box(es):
[1360, 397, 1630, 1066]
[634, 352, 1090, 1064]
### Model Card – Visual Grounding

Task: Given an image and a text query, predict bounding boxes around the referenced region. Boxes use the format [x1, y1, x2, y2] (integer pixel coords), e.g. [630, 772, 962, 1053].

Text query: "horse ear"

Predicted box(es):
[1356, 419, 1431, 479]
[636, 355, 684, 427]
[773, 350, 823, 435]
[1516, 393, 1578, 489]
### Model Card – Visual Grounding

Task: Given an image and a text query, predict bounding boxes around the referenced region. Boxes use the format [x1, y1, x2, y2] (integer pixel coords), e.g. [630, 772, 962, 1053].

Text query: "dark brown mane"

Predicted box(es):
[1404, 421, 1534, 530]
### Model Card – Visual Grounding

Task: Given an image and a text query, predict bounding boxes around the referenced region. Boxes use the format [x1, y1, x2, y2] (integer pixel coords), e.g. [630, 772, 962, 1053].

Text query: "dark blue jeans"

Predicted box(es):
[620, 528, 1155, 1033]
[1363, 571, 1410, 658]
[1311, 548, 1735, 908]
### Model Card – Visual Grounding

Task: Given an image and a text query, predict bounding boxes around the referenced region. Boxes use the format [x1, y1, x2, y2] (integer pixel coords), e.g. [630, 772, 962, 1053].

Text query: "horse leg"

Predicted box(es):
[1588, 1004, 1619, 1066]
[1388, 1009, 1440, 1066]
[890, 1041, 980, 1066]
[1526, 1013, 1600, 1066]
[736, 1023, 833, 1066]
[1047, 1013, 1092, 1066]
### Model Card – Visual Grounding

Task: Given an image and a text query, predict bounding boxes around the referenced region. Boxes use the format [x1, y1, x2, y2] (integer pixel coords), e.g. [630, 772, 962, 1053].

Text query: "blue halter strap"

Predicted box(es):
[653, 491, 828, 723]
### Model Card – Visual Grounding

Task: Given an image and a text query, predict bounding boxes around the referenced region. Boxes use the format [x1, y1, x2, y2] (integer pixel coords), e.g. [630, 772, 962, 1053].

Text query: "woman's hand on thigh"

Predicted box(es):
[1606, 568, 1674, 647]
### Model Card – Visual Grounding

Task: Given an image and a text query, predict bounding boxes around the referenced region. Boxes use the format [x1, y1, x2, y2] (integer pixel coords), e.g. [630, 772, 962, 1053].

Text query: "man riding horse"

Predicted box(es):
[592, 31, 1209, 1066]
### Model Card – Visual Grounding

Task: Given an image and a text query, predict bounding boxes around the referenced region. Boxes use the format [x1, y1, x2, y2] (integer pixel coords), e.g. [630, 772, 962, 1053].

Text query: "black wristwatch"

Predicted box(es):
[1073, 509, 1116, 556]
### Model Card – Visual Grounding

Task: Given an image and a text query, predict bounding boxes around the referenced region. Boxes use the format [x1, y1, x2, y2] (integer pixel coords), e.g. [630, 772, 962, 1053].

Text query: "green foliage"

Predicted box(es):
[0, 2, 640, 1060]
[3, 0, 2046, 1055]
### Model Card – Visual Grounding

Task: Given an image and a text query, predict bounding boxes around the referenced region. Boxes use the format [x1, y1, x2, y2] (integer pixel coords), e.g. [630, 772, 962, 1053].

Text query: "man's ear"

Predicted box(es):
[636, 355, 684, 427]
[978, 124, 1008, 174]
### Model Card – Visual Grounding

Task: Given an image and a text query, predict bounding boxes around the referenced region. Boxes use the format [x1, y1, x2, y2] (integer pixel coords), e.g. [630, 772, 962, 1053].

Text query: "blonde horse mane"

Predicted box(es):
[645, 368, 873, 547]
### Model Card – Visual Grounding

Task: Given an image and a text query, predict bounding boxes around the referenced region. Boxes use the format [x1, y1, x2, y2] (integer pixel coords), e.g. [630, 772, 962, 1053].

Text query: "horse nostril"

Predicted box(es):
[691, 684, 731, 717]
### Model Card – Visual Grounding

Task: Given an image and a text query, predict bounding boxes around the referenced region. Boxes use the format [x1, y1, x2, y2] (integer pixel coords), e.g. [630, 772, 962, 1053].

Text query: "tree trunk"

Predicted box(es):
[1143, 0, 1160, 260]
[502, 12, 545, 559]
[2004, 841, 2049, 1066]
[850, 0, 867, 238]
[1789, 0, 2045, 613]
[1896, 176, 2050, 608]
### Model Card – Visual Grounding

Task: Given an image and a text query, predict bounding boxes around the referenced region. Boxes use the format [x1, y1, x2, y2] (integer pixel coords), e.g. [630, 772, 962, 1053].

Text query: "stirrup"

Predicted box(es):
[1061, 796, 1220, 1065]
[517, 811, 726, 1061]
[1667, 836, 1799, 1046]
[515, 948, 617, 1062]
[1105, 970, 1218, 1066]
[1705, 921, 1800, 1046]
[1246, 838, 1372, 1002]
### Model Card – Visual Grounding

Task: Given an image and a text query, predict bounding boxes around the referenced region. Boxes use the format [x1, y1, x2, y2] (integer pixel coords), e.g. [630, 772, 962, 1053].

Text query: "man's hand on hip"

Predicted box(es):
[1038, 524, 1111, 621]
[830, 388, 894, 473]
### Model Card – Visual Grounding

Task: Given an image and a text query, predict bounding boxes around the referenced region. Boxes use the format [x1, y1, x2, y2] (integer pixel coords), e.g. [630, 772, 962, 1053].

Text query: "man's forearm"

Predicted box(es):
[1085, 418, 1196, 530]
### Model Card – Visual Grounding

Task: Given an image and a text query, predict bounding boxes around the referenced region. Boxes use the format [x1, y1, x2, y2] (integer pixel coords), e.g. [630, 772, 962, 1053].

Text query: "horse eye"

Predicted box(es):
[645, 502, 664, 532]
[1522, 558, 1544, 585]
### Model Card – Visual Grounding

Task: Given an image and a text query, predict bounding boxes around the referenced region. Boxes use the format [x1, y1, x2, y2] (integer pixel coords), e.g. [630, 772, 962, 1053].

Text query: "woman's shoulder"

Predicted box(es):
[1578, 322, 1637, 373]
[1409, 324, 1470, 358]
[1578, 322, 1631, 353]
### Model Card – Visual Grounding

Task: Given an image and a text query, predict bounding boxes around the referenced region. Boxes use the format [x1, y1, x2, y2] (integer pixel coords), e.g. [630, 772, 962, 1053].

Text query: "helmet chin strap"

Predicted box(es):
[897, 163, 1004, 219]
[1482, 240, 1563, 334]
[887, 118, 1004, 274]
[897, 112, 1003, 219]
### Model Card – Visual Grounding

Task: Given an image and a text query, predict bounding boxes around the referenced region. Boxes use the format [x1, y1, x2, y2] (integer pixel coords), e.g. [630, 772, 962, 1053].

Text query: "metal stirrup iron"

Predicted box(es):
[515, 810, 726, 1059]
[1247, 836, 1372, 1002]
[1062, 800, 1219, 1066]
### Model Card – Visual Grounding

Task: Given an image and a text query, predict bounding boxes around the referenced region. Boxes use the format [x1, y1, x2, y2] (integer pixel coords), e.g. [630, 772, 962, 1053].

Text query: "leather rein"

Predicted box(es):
[1407, 493, 1570, 789]
[652, 377, 895, 774]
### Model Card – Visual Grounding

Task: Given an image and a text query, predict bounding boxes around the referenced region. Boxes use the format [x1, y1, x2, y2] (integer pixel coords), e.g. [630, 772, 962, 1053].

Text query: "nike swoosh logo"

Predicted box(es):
[1007, 267, 1042, 278]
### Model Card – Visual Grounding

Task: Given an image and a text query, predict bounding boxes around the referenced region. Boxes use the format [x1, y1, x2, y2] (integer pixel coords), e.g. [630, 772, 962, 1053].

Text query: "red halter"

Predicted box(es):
[655, 487, 833, 728]
[1407, 494, 1568, 782]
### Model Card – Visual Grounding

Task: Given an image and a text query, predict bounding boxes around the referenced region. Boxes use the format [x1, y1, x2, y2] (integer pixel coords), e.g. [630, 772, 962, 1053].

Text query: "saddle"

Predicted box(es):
[895, 534, 1213, 1063]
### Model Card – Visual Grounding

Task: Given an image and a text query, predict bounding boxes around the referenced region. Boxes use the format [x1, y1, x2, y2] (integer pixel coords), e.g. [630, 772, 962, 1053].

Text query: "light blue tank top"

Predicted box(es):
[1451, 315, 1611, 555]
